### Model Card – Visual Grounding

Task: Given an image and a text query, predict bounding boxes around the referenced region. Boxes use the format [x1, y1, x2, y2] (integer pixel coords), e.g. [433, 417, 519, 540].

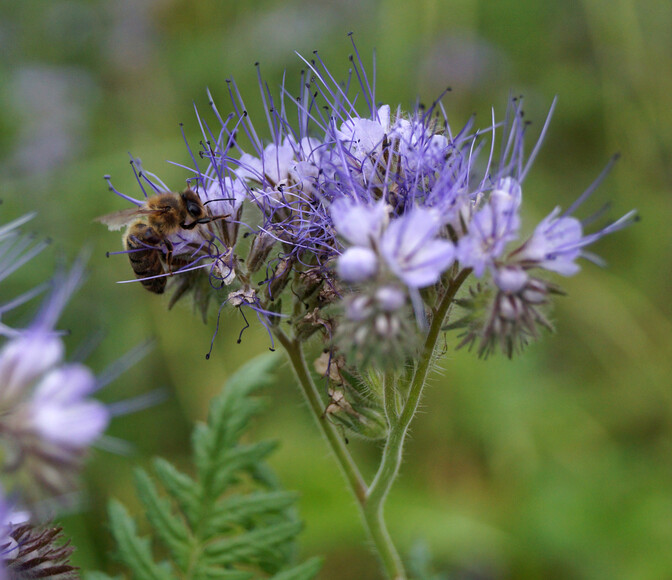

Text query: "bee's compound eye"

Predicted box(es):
[186, 201, 202, 217]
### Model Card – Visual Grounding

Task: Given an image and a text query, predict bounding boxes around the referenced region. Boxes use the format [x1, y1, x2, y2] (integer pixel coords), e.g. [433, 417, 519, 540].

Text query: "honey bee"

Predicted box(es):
[97, 188, 227, 294]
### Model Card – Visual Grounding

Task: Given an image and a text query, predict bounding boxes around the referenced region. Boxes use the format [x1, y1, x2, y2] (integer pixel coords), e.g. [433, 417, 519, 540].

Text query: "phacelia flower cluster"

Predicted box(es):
[101, 37, 635, 363]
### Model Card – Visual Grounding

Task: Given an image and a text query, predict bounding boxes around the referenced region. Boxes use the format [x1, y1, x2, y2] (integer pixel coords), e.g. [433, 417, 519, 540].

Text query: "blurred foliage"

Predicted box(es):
[0, 0, 670, 578]
[92, 353, 321, 580]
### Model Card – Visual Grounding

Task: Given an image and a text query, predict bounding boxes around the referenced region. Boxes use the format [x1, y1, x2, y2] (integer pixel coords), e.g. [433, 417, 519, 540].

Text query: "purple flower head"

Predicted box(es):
[99, 37, 636, 361]
[0, 263, 112, 499]
[331, 200, 455, 289]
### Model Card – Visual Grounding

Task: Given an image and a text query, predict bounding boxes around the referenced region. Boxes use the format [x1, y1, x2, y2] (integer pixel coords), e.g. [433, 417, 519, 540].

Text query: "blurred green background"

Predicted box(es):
[1, 0, 670, 578]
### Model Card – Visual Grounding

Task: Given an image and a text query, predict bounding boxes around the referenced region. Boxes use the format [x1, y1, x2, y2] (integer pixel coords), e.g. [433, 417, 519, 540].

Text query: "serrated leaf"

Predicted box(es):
[270, 556, 323, 580]
[107, 499, 174, 580]
[134, 468, 192, 567]
[97, 352, 320, 579]
[209, 441, 279, 498]
[205, 491, 299, 533]
[202, 521, 303, 566]
[152, 457, 199, 505]
[152, 457, 200, 524]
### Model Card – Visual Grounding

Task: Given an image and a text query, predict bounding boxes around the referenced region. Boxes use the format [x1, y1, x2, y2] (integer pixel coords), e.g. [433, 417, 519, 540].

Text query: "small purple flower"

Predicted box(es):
[512, 206, 637, 277]
[336, 104, 390, 162]
[456, 177, 522, 277]
[337, 247, 378, 283]
[29, 364, 108, 448]
[331, 201, 455, 289]
[379, 207, 455, 289]
[330, 198, 387, 248]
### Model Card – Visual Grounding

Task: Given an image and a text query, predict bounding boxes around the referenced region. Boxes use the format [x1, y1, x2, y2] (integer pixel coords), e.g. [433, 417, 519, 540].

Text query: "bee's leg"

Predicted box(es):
[164, 239, 175, 275]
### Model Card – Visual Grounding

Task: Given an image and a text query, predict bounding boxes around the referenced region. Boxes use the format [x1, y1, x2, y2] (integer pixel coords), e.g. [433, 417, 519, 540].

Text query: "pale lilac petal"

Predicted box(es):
[493, 266, 529, 292]
[336, 105, 390, 160]
[33, 400, 109, 447]
[390, 239, 455, 288]
[520, 211, 583, 275]
[380, 208, 455, 288]
[32, 364, 97, 404]
[0, 334, 63, 402]
[330, 200, 388, 247]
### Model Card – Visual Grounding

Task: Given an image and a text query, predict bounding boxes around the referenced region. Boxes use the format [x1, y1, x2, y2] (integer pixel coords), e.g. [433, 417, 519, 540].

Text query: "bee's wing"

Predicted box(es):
[95, 207, 155, 231]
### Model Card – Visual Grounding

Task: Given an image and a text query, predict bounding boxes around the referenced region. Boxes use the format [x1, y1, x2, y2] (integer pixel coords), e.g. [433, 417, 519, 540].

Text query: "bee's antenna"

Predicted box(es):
[204, 198, 236, 205]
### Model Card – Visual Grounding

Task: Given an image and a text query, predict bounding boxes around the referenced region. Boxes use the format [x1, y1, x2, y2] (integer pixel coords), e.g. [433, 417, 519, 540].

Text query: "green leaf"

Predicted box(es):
[95, 352, 320, 579]
[107, 499, 175, 580]
[202, 521, 303, 566]
[270, 557, 324, 580]
[134, 467, 192, 566]
[190, 568, 254, 580]
[205, 491, 299, 533]
[152, 457, 200, 522]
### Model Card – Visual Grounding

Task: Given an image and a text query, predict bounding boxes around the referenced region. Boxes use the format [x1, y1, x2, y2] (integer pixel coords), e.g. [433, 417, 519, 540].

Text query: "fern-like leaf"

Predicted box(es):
[100, 353, 321, 579]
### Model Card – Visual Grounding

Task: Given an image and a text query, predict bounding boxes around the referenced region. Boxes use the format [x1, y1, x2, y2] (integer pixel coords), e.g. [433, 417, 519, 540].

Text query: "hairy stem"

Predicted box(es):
[276, 268, 470, 580]
[276, 328, 405, 579]
[365, 269, 472, 576]
[275, 329, 367, 503]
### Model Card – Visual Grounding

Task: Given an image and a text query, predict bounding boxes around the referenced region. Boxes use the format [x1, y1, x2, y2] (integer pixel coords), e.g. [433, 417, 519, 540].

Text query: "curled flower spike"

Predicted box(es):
[0, 489, 77, 579]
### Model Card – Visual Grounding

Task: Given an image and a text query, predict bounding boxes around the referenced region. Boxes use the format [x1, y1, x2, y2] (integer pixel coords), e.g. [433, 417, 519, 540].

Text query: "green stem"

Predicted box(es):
[365, 269, 472, 576]
[276, 268, 471, 580]
[275, 329, 367, 503]
[276, 328, 405, 579]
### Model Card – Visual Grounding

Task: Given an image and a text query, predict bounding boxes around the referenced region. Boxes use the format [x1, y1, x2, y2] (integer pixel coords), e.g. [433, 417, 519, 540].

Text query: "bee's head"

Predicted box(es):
[181, 189, 205, 219]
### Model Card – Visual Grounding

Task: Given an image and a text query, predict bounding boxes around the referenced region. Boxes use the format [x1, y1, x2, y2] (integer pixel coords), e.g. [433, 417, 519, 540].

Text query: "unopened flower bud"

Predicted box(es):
[246, 230, 277, 274]
[323, 388, 388, 440]
[266, 257, 295, 301]
[337, 247, 378, 283]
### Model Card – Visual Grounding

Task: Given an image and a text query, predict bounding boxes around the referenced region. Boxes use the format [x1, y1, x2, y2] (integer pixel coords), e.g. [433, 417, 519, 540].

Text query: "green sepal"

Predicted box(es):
[328, 402, 389, 440]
